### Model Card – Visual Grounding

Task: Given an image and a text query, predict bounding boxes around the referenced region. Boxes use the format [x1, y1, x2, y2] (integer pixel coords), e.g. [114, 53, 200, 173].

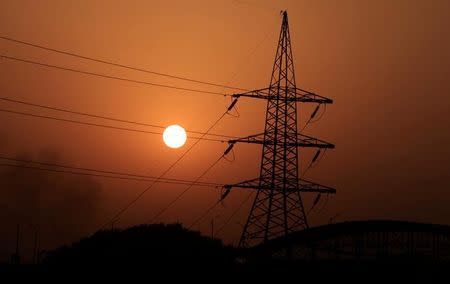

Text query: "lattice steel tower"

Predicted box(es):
[224, 11, 336, 248]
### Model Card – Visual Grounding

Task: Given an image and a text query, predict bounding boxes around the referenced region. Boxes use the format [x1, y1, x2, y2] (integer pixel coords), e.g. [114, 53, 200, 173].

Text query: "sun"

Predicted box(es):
[163, 125, 187, 149]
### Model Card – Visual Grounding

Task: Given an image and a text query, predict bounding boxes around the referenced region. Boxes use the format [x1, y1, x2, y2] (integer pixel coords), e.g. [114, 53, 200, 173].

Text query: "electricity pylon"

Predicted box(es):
[223, 11, 336, 248]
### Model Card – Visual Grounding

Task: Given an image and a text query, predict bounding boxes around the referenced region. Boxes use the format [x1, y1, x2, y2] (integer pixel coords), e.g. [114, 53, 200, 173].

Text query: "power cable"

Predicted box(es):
[147, 28, 273, 226]
[99, 105, 233, 229]
[0, 108, 225, 142]
[0, 96, 239, 140]
[149, 154, 224, 223]
[145, 99, 242, 224]
[0, 54, 230, 97]
[0, 163, 219, 188]
[215, 191, 254, 236]
[0, 155, 221, 187]
[0, 35, 247, 92]
[188, 199, 221, 230]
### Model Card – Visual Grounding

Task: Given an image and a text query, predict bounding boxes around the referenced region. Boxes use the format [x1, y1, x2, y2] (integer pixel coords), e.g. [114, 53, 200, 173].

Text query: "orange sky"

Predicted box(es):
[1, 0, 450, 260]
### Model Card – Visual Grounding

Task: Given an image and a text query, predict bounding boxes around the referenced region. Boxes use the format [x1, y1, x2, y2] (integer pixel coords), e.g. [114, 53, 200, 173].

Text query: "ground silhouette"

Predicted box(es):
[2, 221, 449, 281]
[42, 223, 235, 273]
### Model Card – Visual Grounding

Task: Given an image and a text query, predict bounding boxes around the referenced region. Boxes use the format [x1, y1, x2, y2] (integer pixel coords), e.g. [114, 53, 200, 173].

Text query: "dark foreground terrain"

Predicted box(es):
[1, 222, 449, 281]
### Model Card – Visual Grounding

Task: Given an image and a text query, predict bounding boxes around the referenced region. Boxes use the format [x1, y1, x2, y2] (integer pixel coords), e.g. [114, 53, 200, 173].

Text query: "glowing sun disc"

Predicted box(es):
[163, 125, 187, 148]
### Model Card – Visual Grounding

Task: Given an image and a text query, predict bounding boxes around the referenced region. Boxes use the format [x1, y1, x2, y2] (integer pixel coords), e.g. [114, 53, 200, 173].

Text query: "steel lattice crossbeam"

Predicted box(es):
[232, 87, 333, 104]
[224, 178, 336, 194]
[228, 132, 335, 148]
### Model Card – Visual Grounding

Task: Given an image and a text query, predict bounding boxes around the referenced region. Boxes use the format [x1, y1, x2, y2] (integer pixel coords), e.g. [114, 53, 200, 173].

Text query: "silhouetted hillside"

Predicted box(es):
[3, 221, 449, 280]
[42, 223, 235, 272]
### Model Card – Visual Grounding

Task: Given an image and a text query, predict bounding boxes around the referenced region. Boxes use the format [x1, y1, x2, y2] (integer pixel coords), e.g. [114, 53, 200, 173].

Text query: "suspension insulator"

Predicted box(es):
[312, 149, 321, 163]
[227, 97, 239, 111]
[310, 104, 321, 119]
[313, 193, 322, 206]
[220, 188, 231, 201]
[224, 142, 235, 155]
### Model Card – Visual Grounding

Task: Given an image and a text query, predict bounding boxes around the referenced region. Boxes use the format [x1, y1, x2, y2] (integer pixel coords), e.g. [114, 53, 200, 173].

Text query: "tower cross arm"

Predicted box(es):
[223, 177, 336, 194]
[231, 87, 333, 104]
[228, 132, 335, 149]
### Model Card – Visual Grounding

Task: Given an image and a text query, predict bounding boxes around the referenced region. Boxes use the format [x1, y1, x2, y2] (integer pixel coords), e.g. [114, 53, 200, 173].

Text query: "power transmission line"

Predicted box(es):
[215, 191, 254, 236]
[0, 163, 219, 188]
[0, 28, 267, 233]
[0, 35, 248, 92]
[0, 155, 222, 187]
[145, 30, 275, 226]
[1, 38, 317, 99]
[0, 108, 226, 142]
[1, 43, 319, 101]
[99, 104, 234, 229]
[220, 23, 274, 92]
[149, 154, 224, 223]
[0, 97, 239, 140]
[0, 54, 230, 97]
[179, 27, 275, 235]
[188, 199, 221, 230]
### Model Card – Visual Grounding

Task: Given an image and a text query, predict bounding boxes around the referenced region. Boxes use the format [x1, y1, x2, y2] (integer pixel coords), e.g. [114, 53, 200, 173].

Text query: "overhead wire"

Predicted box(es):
[188, 199, 221, 230]
[0, 54, 230, 97]
[0, 49, 242, 230]
[0, 35, 248, 92]
[214, 191, 254, 236]
[0, 163, 221, 188]
[0, 155, 222, 187]
[143, 28, 274, 227]
[181, 29, 275, 232]
[149, 154, 224, 223]
[0, 27, 270, 233]
[0, 41, 331, 236]
[0, 107, 227, 143]
[99, 105, 234, 230]
[0, 102, 236, 231]
[0, 96, 239, 140]
[219, 24, 273, 90]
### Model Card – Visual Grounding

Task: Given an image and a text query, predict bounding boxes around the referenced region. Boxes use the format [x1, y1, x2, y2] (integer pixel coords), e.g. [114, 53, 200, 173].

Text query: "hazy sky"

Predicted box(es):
[1, 0, 450, 260]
